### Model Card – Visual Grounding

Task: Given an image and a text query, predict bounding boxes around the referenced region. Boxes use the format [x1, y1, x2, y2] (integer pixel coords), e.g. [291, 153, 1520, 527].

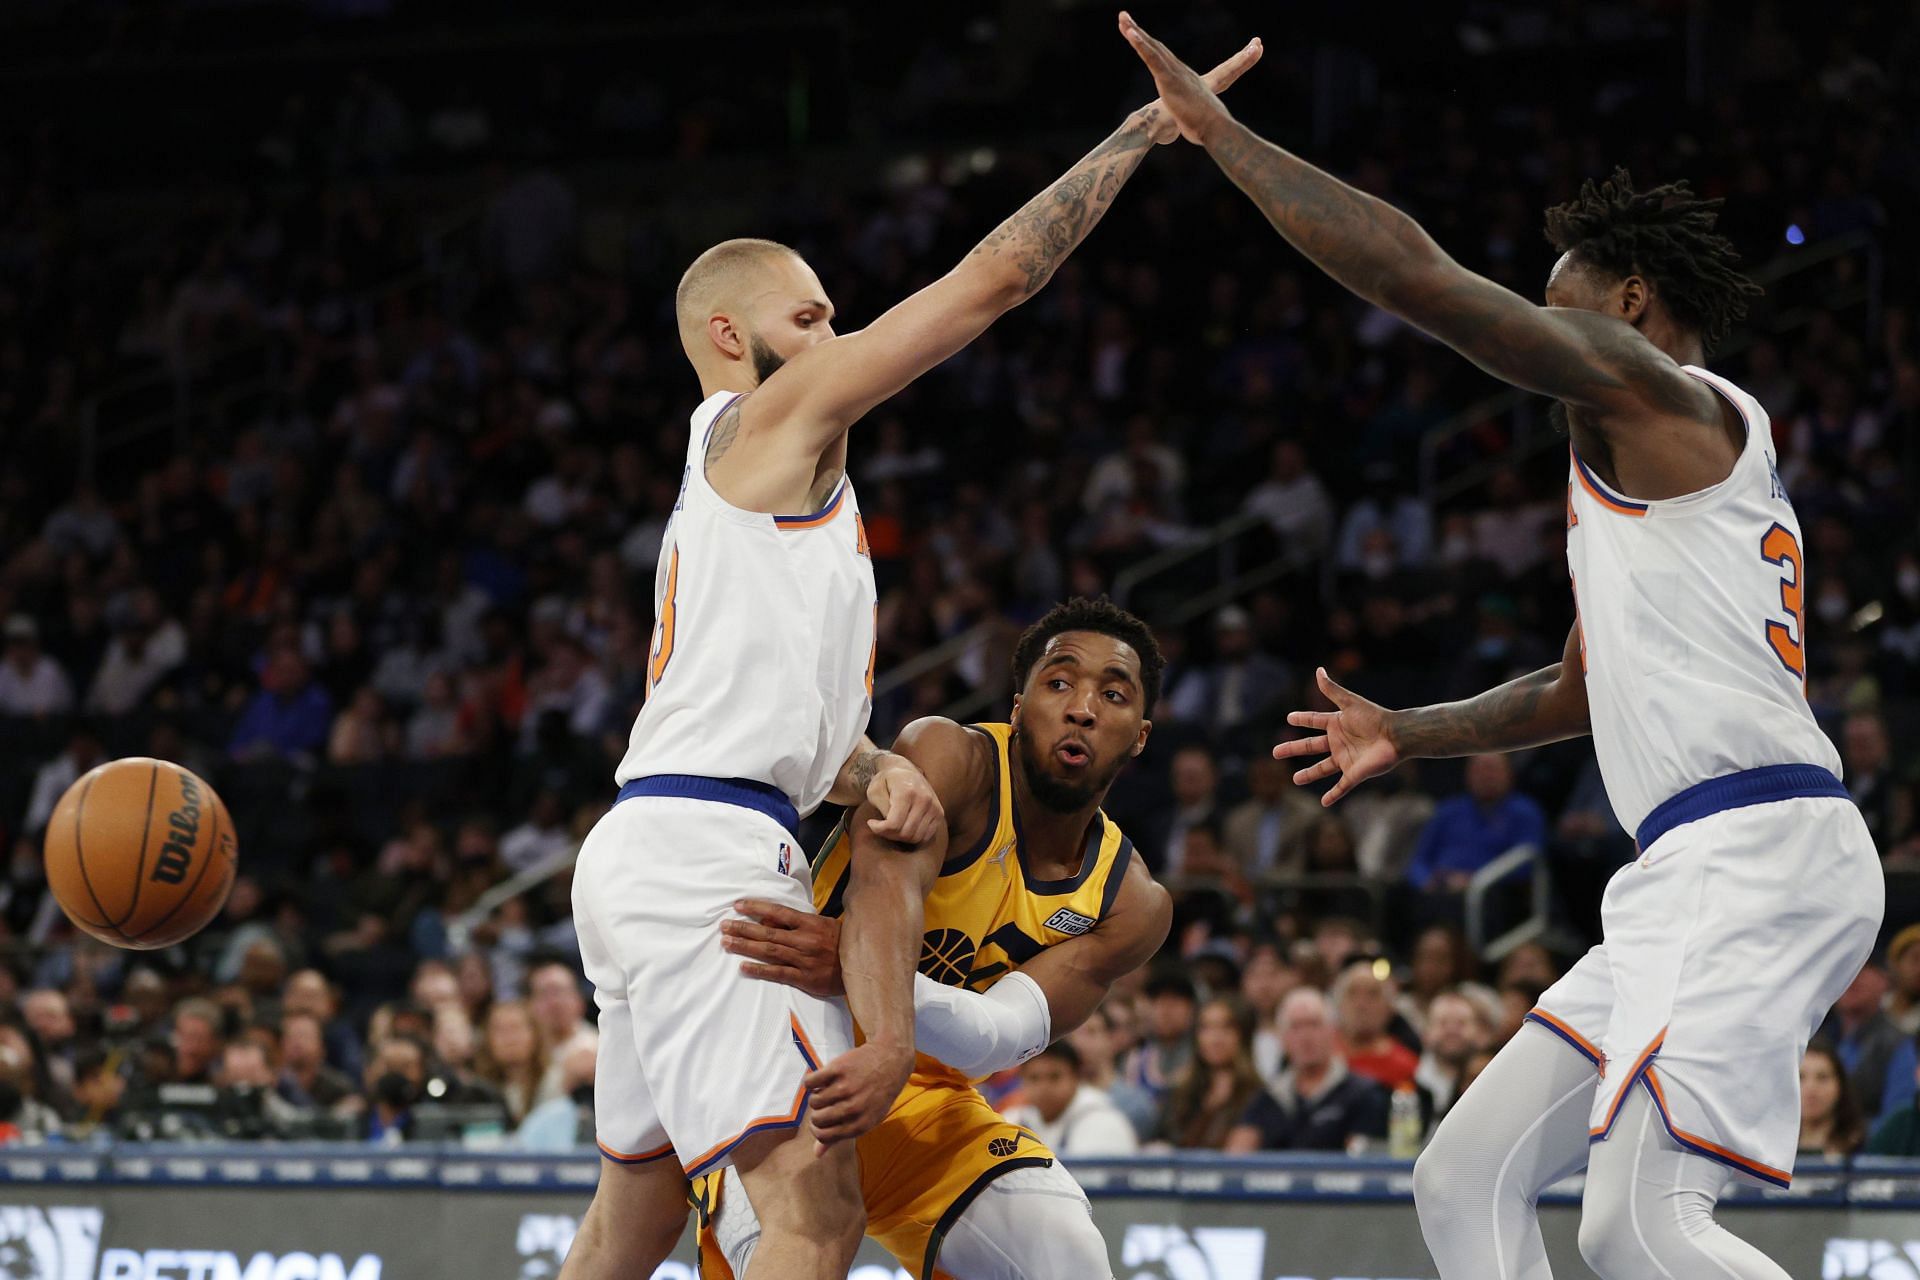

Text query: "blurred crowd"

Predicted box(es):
[0, 0, 1915, 1150]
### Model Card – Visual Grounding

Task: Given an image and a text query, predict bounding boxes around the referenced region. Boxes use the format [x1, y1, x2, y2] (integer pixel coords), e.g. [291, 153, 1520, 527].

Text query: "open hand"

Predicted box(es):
[1122, 12, 1253, 146]
[1272, 667, 1402, 806]
[805, 1040, 913, 1151]
[721, 898, 843, 999]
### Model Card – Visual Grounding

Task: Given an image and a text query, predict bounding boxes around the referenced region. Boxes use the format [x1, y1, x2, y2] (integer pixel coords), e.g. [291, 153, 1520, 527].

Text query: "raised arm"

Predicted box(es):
[1276, 626, 1589, 805]
[1118, 15, 1709, 431]
[741, 38, 1263, 456]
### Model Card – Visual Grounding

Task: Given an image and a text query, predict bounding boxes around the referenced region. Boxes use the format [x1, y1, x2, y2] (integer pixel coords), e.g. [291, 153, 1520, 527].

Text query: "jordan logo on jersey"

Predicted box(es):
[1043, 907, 1095, 936]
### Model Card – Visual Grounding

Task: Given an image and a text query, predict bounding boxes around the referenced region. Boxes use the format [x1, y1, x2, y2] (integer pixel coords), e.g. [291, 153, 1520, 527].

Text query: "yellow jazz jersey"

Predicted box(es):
[695, 722, 1137, 1280]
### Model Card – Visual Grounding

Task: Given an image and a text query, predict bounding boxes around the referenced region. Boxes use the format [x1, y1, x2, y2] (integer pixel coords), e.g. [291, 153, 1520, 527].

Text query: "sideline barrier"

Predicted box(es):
[0, 1146, 1917, 1278]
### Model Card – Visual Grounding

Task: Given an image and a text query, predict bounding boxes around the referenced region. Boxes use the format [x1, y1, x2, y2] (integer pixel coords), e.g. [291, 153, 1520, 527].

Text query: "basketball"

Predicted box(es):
[42, 758, 238, 951]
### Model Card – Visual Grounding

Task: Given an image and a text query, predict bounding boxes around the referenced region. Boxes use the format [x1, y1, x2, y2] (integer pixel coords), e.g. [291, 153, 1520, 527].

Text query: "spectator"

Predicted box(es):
[1223, 754, 1319, 878]
[69, 1045, 126, 1135]
[1335, 465, 1432, 576]
[1227, 988, 1389, 1153]
[361, 1033, 431, 1144]
[1065, 1004, 1158, 1141]
[1161, 607, 1293, 740]
[1124, 969, 1197, 1100]
[474, 999, 556, 1127]
[1241, 440, 1333, 560]
[501, 791, 575, 875]
[22, 725, 105, 835]
[0, 617, 74, 719]
[1333, 964, 1419, 1092]
[1005, 1041, 1140, 1158]
[517, 1038, 596, 1152]
[1240, 941, 1298, 1084]
[84, 589, 186, 716]
[1398, 926, 1480, 1033]
[1846, 712, 1913, 856]
[228, 647, 334, 761]
[216, 1041, 303, 1135]
[1150, 747, 1221, 877]
[1405, 754, 1547, 895]
[1159, 998, 1264, 1150]
[0, 1035, 61, 1144]
[527, 960, 594, 1092]
[282, 970, 364, 1079]
[1887, 926, 1920, 1037]
[1413, 991, 1484, 1117]
[1799, 1041, 1866, 1159]
[1821, 963, 1904, 1117]
[171, 998, 224, 1086]
[20, 990, 77, 1098]
[277, 1012, 358, 1111]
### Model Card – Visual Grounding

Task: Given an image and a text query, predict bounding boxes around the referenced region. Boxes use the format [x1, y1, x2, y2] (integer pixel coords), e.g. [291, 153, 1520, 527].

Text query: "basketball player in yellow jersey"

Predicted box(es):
[702, 598, 1174, 1280]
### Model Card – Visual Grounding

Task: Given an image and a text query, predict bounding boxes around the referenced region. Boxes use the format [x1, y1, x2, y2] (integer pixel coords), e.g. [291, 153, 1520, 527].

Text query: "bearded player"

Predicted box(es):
[1120, 14, 1882, 1280]
[701, 598, 1171, 1280]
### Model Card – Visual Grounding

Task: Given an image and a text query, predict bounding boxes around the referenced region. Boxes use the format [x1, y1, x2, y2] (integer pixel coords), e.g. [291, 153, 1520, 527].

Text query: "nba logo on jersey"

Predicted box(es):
[776, 843, 791, 877]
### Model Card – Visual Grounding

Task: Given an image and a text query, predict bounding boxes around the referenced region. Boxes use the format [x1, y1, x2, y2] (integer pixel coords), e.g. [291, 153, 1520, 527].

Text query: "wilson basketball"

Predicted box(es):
[43, 758, 238, 951]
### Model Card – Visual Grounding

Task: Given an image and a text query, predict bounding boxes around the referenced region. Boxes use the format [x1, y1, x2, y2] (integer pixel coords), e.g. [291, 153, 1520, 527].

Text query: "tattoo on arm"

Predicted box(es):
[1389, 664, 1586, 758]
[970, 111, 1161, 298]
[847, 748, 884, 792]
[703, 397, 744, 468]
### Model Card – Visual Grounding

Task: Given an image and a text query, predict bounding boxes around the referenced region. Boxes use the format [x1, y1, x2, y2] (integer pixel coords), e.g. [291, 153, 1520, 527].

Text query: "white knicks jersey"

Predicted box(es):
[616, 390, 877, 817]
[1567, 365, 1842, 836]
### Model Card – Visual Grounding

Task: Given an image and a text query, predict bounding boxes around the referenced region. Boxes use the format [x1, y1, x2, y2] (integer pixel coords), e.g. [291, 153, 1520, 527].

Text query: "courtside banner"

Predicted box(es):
[0, 1149, 1912, 1278]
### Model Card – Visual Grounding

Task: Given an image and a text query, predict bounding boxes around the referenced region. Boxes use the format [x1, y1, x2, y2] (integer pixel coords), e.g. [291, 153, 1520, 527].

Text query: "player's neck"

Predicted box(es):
[1008, 764, 1104, 877]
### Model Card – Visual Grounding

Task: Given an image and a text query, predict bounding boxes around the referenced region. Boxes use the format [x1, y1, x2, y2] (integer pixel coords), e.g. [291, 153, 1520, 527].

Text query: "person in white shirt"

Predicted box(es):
[1240, 439, 1333, 559]
[0, 617, 73, 719]
[1004, 1041, 1139, 1159]
[86, 589, 186, 716]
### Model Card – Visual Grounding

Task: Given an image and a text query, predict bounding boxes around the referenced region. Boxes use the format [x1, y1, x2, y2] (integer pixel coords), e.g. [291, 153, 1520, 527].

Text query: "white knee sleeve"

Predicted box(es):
[934, 1162, 1111, 1280]
[710, 1173, 762, 1277]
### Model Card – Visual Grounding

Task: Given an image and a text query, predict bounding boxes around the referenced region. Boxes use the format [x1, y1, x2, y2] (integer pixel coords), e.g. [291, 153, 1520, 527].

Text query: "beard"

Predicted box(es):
[1012, 726, 1129, 814]
[750, 334, 787, 384]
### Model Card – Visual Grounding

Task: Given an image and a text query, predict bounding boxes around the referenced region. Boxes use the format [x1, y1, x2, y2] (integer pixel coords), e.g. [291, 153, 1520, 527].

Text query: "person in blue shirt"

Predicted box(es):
[1405, 754, 1547, 894]
[228, 647, 334, 761]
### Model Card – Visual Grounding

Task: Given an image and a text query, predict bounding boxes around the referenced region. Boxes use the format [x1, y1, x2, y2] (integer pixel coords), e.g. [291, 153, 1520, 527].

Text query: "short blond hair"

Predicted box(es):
[674, 237, 800, 333]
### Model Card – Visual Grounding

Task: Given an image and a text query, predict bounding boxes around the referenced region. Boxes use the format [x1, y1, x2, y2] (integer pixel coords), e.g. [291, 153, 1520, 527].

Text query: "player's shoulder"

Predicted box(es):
[892, 716, 999, 799]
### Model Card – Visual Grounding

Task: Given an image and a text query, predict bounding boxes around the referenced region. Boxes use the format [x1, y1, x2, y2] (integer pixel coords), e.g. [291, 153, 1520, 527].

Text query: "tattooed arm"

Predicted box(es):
[1118, 15, 1714, 435]
[827, 734, 945, 844]
[1276, 627, 1588, 805]
[739, 38, 1263, 457]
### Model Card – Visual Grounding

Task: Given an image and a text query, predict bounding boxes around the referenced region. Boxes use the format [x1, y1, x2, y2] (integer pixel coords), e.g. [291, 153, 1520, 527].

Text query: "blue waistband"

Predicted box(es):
[1636, 763, 1848, 852]
[615, 775, 801, 841]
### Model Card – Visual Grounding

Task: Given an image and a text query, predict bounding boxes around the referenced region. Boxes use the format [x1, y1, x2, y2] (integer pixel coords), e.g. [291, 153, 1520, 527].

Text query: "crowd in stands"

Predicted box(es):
[0, 0, 1915, 1151]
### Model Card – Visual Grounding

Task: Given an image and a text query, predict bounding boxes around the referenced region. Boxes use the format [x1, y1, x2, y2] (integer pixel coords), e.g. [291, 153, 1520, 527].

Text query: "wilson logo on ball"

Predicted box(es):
[151, 772, 202, 886]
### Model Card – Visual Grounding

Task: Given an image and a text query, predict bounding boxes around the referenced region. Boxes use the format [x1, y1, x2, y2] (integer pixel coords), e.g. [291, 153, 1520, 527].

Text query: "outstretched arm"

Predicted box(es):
[1276, 626, 1588, 805]
[745, 38, 1263, 454]
[1117, 14, 1706, 430]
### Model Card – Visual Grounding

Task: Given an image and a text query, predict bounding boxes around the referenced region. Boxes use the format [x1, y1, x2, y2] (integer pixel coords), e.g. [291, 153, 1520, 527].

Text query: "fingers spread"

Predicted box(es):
[1272, 735, 1327, 760]
[1288, 710, 1333, 729]
[1316, 666, 1352, 707]
[1292, 758, 1340, 786]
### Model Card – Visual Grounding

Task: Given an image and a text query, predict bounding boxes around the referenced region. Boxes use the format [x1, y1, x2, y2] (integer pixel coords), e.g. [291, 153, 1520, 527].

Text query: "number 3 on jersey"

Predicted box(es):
[1759, 523, 1804, 682]
[648, 546, 680, 695]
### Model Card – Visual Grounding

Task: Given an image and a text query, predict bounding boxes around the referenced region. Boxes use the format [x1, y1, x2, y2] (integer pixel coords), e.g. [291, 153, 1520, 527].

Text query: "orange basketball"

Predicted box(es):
[43, 758, 238, 950]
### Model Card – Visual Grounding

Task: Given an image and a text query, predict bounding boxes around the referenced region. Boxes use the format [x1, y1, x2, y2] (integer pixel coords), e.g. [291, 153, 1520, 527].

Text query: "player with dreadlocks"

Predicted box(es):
[1121, 14, 1881, 1280]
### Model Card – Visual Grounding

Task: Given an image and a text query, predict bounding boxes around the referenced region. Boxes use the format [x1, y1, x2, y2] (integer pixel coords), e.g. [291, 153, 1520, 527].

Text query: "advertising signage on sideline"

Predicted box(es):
[0, 1151, 1917, 1278]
